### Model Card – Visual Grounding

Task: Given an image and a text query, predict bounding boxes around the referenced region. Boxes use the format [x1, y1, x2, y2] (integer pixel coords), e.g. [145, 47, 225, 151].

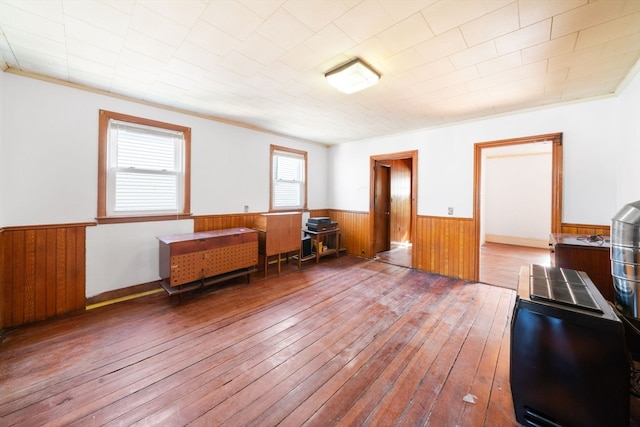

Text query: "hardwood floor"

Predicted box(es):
[480, 242, 551, 290]
[375, 243, 412, 268]
[0, 254, 636, 426]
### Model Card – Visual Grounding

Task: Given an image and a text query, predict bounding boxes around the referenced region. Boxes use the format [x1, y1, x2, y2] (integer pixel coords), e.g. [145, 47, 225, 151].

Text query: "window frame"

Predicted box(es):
[97, 109, 191, 224]
[270, 144, 307, 212]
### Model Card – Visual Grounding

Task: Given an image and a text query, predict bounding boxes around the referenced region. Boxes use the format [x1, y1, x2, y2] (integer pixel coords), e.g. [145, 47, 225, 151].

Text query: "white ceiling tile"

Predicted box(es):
[2, 26, 66, 60]
[235, 33, 286, 65]
[476, 51, 522, 76]
[123, 29, 176, 63]
[129, 2, 190, 47]
[378, 0, 437, 22]
[521, 33, 576, 64]
[421, 0, 488, 35]
[548, 44, 604, 72]
[334, 1, 394, 44]
[449, 40, 497, 70]
[1, 0, 63, 23]
[186, 20, 240, 57]
[137, 0, 207, 28]
[413, 28, 468, 63]
[164, 57, 207, 82]
[258, 60, 298, 84]
[256, 7, 313, 50]
[1, 0, 638, 144]
[518, 0, 587, 27]
[65, 15, 124, 53]
[278, 42, 325, 73]
[494, 19, 551, 56]
[575, 12, 640, 50]
[219, 50, 262, 78]
[377, 12, 434, 54]
[174, 41, 224, 71]
[467, 60, 548, 92]
[282, 0, 350, 32]
[63, 0, 130, 35]
[67, 37, 119, 67]
[0, 2, 65, 43]
[551, 0, 625, 39]
[238, 0, 285, 19]
[410, 65, 480, 95]
[201, 0, 263, 40]
[101, 0, 136, 15]
[460, 2, 519, 46]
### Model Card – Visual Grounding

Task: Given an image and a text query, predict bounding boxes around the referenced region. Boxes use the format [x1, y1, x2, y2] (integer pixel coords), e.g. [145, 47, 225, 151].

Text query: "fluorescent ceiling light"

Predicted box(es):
[325, 58, 380, 94]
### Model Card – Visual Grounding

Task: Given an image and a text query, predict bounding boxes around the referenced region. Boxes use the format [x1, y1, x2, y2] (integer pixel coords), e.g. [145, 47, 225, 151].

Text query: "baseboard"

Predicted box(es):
[86, 280, 163, 307]
[484, 234, 549, 249]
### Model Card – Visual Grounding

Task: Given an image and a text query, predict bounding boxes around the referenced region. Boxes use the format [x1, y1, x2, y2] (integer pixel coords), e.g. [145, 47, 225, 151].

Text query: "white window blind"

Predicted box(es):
[272, 149, 305, 210]
[107, 119, 184, 215]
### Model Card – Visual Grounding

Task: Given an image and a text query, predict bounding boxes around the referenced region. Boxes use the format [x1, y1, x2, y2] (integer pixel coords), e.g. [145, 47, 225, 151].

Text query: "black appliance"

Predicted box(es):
[510, 264, 629, 427]
[306, 221, 338, 232]
[307, 217, 331, 224]
[301, 236, 312, 258]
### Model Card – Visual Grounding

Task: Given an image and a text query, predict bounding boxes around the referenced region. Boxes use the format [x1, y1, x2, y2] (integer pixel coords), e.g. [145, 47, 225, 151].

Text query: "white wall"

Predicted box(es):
[483, 147, 552, 247]
[0, 70, 4, 228]
[1, 73, 328, 297]
[329, 65, 640, 226]
[615, 62, 640, 207]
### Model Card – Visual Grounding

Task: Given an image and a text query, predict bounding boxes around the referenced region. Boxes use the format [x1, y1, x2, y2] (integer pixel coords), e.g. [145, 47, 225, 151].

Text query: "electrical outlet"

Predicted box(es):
[244, 205, 249, 213]
[448, 207, 454, 215]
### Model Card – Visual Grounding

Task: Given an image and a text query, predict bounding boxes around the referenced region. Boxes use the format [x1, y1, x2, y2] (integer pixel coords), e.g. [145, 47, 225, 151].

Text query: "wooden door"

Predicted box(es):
[374, 162, 391, 254]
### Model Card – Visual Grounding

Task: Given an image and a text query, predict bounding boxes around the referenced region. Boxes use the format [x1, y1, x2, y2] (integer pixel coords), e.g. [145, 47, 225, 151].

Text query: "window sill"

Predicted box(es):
[96, 213, 193, 225]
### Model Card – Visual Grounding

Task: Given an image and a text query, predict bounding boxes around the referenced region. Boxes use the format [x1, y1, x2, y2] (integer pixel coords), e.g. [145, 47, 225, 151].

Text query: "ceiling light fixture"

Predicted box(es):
[325, 58, 380, 94]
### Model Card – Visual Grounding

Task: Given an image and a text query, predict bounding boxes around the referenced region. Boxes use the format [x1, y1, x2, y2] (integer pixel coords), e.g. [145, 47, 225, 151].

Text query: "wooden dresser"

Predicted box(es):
[158, 227, 258, 295]
[254, 212, 302, 276]
[549, 233, 613, 301]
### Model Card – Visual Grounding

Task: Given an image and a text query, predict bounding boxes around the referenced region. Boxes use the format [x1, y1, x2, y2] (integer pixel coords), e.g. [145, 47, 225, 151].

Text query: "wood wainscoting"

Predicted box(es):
[327, 210, 477, 281]
[328, 210, 371, 258]
[1, 223, 92, 330]
[415, 216, 477, 280]
[561, 223, 611, 236]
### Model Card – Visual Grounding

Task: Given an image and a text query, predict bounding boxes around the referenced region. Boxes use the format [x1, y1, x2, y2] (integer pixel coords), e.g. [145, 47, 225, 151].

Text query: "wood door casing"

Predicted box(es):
[374, 162, 391, 254]
[370, 151, 418, 266]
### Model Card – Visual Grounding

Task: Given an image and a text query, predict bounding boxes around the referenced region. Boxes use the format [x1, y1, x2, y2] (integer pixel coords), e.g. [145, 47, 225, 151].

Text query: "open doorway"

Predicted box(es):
[473, 133, 563, 288]
[370, 151, 418, 268]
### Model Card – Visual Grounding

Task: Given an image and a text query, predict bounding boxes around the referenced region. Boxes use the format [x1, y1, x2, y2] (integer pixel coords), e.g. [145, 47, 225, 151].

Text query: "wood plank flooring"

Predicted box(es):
[0, 254, 637, 426]
[480, 243, 551, 290]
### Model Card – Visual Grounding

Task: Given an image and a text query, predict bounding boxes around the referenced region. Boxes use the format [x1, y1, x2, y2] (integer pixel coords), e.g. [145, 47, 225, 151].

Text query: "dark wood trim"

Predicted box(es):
[473, 133, 563, 281]
[369, 150, 418, 267]
[269, 144, 308, 212]
[96, 214, 192, 225]
[1, 222, 96, 231]
[97, 109, 192, 222]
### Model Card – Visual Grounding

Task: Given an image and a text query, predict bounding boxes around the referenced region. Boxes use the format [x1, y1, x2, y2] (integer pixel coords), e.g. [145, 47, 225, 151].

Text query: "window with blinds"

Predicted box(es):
[108, 120, 184, 214]
[98, 110, 191, 222]
[271, 146, 307, 211]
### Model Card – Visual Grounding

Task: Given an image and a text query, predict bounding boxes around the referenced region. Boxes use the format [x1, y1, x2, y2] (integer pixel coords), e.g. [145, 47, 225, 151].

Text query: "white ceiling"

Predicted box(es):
[1, 0, 639, 145]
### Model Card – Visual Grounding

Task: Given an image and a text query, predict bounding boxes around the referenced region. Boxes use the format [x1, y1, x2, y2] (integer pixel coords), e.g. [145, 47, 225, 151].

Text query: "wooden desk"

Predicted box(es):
[254, 212, 302, 276]
[549, 233, 613, 301]
[157, 228, 258, 296]
[302, 228, 340, 264]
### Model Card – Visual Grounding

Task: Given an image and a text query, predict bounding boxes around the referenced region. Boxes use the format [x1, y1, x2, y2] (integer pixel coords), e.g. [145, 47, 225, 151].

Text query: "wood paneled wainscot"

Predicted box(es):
[254, 212, 302, 276]
[158, 228, 258, 295]
[1, 223, 90, 329]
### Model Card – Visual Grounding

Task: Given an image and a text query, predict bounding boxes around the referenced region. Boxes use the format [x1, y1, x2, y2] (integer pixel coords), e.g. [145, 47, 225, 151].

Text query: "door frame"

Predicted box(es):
[473, 132, 563, 281]
[370, 150, 418, 266]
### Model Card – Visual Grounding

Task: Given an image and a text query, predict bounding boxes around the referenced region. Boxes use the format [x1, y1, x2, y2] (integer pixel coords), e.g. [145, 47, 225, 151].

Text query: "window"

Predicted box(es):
[98, 110, 191, 223]
[270, 145, 307, 211]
